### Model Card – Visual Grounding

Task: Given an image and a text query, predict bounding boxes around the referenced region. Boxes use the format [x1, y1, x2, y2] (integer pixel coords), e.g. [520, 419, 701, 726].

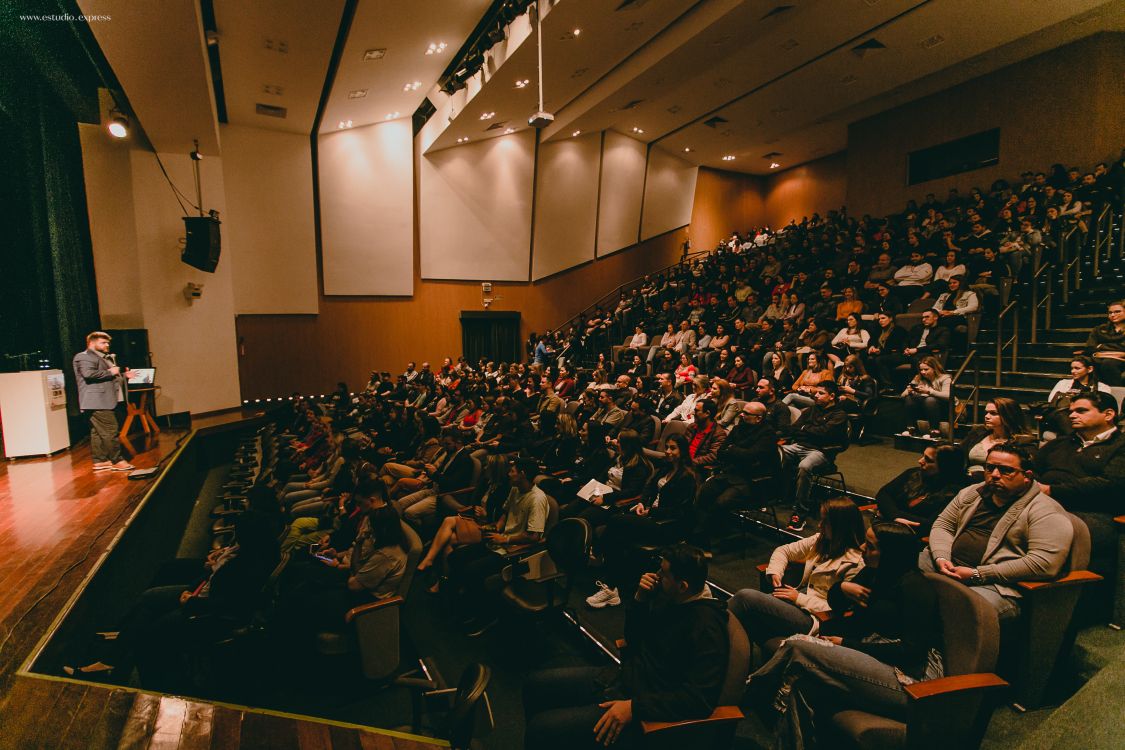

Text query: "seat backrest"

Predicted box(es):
[788, 404, 803, 424]
[566, 400, 581, 416]
[543, 493, 560, 533]
[1108, 386, 1125, 413]
[661, 420, 689, 443]
[926, 572, 999, 677]
[649, 416, 663, 447]
[397, 521, 424, 597]
[1062, 512, 1091, 573]
[545, 517, 591, 574]
[719, 610, 752, 706]
[446, 663, 494, 750]
[467, 454, 482, 492]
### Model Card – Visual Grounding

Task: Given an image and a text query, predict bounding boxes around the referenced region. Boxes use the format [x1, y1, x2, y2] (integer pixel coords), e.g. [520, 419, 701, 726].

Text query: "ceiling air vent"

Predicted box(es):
[852, 38, 887, 58]
[615, 0, 651, 10]
[703, 115, 728, 128]
[761, 5, 795, 20]
[485, 122, 508, 131]
[920, 34, 946, 49]
[618, 99, 644, 110]
[762, 151, 782, 158]
[779, 38, 799, 51]
[256, 103, 287, 118]
[840, 74, 858, 86]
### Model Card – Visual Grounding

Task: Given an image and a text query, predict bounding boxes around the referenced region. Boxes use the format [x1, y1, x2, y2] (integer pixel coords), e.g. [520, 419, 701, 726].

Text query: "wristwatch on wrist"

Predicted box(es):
[969, 568, 983, 584]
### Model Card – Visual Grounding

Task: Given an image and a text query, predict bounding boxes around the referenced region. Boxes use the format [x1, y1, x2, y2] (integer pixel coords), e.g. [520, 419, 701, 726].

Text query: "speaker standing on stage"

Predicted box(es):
[73, 331, 136, 472]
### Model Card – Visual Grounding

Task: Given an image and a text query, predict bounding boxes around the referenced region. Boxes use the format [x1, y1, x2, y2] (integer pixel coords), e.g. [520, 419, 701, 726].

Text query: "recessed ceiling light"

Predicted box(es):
[504, 128, 515, 134]
[347, 89, 367, 99]
[632, 127, 644, 134]
[480, 111, 496, 120]
[722, 155, 735, 161]
[403, 81, 422, 92]
[425, 42, 447, 55]
[385, 112, 400, 120]
[457, 136, 470, 143]
[363, 48, 386, 61]
[573, 28, 581, 36]
[683, 147, 692, 152]
[514, 79, 530, 89]
[337, 120, 353, 129]
[770, 162, 781, 169]
[572, 130, 581, 137]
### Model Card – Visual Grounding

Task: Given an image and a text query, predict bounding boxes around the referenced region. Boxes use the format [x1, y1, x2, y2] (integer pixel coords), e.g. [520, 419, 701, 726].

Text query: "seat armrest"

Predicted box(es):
[1114, 515, 1125, 529]
[857, 504, 877, 513]
[640, 706, 744, 734]
[1016, 570, 1103, 591]
[613, 494, 642, 508]
[344, 595, 404, 624]
[904, 673, 1007, 701]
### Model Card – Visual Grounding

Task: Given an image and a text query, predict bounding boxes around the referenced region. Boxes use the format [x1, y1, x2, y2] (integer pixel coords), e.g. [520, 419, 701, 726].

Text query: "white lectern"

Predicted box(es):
[0, 370, 71, 458]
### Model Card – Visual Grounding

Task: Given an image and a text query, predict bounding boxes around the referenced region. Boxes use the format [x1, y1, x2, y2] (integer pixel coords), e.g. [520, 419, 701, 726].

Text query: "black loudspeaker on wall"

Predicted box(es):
[182, 216, 222, 273]
[105, 329, 151, 369]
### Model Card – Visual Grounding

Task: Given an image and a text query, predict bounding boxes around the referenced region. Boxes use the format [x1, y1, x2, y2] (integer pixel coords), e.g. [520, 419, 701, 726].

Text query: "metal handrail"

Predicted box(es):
[552, 247, 713, 337]
[994, 300, 1019, 386]
[1029, 247, 1053, 344]
[1092, 203, 1112, 278]
[1060, 225, 1082, 303]
[950, 348, 980, 432]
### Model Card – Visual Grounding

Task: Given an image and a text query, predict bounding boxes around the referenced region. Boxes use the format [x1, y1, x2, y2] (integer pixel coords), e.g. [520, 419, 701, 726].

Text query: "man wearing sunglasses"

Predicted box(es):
[922, 443, 1073, 620]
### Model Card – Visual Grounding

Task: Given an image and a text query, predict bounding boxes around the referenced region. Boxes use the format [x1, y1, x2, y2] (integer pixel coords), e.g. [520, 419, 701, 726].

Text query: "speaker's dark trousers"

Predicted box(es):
[88, 409, 123, 463]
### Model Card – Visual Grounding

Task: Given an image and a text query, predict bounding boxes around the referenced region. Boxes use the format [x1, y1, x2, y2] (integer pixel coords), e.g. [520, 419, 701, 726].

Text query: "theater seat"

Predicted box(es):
[828, 573, 1007, 750]
[498, 517, 590, 615]
[316, 521, 423, 681]
[622, 609, 749, 749]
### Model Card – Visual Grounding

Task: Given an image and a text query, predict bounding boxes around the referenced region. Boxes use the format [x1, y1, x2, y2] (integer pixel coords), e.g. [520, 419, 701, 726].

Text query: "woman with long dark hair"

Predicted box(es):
[875, 444, 968, 535]
[585, 433, 699, 609]
[1044, 356, 1114, 434]
[748, 522, 943, 747]
[958, 397, 1032, 476]
[728, 497, 865, 647]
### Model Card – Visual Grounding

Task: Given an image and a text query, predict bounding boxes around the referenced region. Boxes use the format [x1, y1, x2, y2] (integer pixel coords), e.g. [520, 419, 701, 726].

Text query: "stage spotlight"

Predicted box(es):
[488, 24, 506, 45]
[107, 112, 129, 139]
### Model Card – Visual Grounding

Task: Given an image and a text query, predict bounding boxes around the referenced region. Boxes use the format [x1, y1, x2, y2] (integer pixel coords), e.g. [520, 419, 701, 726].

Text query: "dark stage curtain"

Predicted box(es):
[1, 2, 102, 414]
[461, 313, 521, 365]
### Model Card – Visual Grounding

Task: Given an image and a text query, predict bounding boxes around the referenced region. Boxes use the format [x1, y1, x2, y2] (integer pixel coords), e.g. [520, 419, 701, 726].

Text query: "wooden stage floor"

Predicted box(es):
[0, 412, 443, 750]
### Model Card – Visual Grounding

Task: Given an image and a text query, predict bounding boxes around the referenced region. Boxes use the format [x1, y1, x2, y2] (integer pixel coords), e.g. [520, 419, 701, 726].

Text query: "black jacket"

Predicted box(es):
[823, 568, 941, 680]
[654, 390, 683, 420]
[871, 324, 909, 354]
[786, 403, 849, 453]
[875, 467, 968, 535]
[434, 448, 474, 493]
[640, 470, 698, 526]
[906, 323, 950, 354]
[1035, 428, 1125, 514]
[620, 596, 729, 722]
[715, 421, 779, 481]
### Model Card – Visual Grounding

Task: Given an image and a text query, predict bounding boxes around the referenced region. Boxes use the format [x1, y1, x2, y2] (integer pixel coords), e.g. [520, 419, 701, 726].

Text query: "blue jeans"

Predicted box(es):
[918, 550, 1021, 620]
[523, 667, 637, 750]
[780, 444, 833, 516]
[749, 637, 910, 741]
[729, 588, 814, 647]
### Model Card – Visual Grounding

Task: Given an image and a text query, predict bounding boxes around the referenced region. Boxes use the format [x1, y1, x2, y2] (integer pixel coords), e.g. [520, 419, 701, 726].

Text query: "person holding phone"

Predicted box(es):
[728, 497, 865, 647]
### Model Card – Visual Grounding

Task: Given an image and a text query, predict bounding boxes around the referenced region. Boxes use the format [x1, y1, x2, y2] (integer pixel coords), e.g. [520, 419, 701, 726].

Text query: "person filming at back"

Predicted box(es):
[72, 331, 136, 473]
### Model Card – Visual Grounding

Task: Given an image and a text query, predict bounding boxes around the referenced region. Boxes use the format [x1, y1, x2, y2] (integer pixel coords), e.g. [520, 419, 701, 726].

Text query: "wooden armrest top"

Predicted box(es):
[615, 639, 627, 649]
[641, 706, 744, 734]
[1114, 515, 1125, 527]
[813, 610, 834, 623]
[857, 504, 877, 513]
[1016, 570, 1103, 591]
[756, 563, 768, 573]
[444, 486, 475, 496]
[904, 673, 1007, 701]
[344, 595, 404, 624]
[613, 494, 642, 508]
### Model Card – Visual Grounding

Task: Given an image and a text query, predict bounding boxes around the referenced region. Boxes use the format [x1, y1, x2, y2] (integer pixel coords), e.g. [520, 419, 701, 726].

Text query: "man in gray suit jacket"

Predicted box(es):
[72, 331, 135, 472]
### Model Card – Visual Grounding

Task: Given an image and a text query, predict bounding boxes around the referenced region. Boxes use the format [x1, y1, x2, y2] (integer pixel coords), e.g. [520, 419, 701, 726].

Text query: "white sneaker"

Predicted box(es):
[585, 581, 621, 608]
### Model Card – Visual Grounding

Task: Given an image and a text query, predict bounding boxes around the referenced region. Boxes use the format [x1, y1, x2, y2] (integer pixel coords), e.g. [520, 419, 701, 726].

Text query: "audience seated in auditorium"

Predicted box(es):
[901, 356, 953, 435]
[958, 398, 1034, 477]
[524, 545, 728, 750]
[747, 522, 942, 747]
[587, 433, 699, 609]
[1035, 392, 1125, 576]
[1081, 300, 1125, 386]
[1042, 356, 1114, 435]
[782, 382, 851, 532]
[875, 444, 969, 535]
[921, 444, 1073, 620]
[874, 310, 950, 392]
[729, 497, 865, 646]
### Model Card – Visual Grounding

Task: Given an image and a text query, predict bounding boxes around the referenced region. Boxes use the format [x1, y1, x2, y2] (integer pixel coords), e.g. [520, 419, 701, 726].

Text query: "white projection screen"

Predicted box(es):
[221, 124, 318, 313]
[531, 133, 601, 280]
[596, 131, 646, 257]
[640, 144, 698, 241]
[319, 119, 414, 296]
[420, 131, 535, 281]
